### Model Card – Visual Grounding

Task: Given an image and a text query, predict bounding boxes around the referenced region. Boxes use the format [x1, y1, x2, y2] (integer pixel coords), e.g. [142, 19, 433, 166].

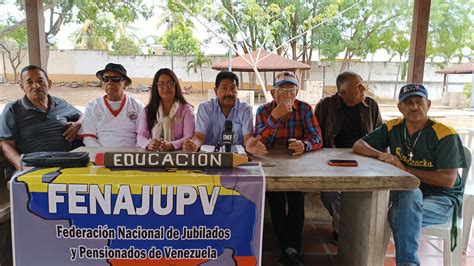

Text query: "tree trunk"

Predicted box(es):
[200, 68, 204, 93]
[340, 48, 351, 72]
[12, 66, 18, 83]
[393, 59, 402, 100]
[367, 53, 375, 89]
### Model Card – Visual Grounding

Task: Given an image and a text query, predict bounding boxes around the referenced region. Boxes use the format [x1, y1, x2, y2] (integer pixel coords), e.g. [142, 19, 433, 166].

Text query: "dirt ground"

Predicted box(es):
[1, 83, 472, 221]
[0, 83, 206, 108]
[0, 83, 472, 129]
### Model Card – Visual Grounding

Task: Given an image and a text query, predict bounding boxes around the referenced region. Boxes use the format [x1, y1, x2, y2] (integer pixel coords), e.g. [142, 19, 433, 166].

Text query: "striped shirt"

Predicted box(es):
[255, 99, 323, 151]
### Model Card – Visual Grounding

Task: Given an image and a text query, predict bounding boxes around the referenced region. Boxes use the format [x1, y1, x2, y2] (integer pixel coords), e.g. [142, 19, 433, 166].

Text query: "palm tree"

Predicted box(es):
[386, 32, 410, 100]
[69, 20, 108, 50]
[186, 51, 213, 93]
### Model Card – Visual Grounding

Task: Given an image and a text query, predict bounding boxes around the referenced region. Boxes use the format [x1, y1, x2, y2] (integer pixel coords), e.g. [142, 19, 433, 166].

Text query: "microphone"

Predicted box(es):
[222, 120, 234, 152]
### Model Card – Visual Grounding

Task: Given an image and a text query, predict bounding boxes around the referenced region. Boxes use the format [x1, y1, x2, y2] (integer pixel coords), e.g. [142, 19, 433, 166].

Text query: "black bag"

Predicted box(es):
[21, 152, 90, 168]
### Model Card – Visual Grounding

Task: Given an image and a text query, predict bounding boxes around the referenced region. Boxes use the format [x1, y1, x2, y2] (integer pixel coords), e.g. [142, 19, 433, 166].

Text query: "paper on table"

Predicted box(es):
[200, 145, 247, 155]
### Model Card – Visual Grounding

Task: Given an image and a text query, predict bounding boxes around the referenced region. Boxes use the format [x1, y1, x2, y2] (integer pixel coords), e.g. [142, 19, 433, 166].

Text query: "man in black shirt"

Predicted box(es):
[315, 71, 382, 243]
[0, 65, 82, 173]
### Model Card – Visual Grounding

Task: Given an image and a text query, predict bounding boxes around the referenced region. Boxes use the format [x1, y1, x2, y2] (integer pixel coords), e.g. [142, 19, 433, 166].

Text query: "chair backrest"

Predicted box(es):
[461, 145, 472, 187]
[460, 145, 472, 217]
[457, 128, 474, 151]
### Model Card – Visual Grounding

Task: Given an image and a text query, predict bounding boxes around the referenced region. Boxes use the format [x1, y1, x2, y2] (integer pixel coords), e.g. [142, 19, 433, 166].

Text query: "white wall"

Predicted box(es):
[1, 50, 471, 100]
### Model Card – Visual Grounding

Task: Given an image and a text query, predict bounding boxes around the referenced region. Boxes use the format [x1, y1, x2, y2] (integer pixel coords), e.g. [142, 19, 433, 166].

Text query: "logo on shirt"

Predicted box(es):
[395, 147, 433, 168]
[97, 112, 103, 122]
[128, 111, 138, 122]
[174, 115, 183, 123]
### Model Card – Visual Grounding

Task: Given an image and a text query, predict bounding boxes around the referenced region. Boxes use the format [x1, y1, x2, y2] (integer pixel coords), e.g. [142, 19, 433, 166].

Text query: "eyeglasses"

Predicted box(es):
[275, 87, 298, 94]
[102, 76, 124, 83]
[157, 81, 176, 89]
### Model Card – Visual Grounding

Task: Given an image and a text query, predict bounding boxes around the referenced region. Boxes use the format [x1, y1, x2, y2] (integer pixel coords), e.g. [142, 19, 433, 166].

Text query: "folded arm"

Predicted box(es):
[353, 139, 457, 188]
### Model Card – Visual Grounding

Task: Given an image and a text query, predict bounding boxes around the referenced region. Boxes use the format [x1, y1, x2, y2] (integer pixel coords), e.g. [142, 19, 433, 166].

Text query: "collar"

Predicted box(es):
[103, 94, 127, 117]
[21, 94, 57, 111]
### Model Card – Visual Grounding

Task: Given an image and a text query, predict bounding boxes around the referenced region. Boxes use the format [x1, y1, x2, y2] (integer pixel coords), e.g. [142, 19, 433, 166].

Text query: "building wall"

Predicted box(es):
[1, 50, 471, 100]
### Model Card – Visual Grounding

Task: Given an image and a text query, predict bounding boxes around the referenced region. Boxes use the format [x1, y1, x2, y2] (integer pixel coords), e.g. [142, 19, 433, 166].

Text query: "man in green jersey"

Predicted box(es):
[353, 83, 466, 266]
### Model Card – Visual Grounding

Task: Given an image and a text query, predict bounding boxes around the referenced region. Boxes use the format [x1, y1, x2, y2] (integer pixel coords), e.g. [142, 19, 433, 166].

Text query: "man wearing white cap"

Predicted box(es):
[353, 83, 466, 266]
[255, 71, 323, 266]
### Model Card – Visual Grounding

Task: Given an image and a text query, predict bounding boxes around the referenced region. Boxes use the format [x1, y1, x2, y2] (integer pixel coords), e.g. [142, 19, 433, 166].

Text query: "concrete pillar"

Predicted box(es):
[338, 190, 390, 266]
[25, 0, 47, 69]
[407, 0, 431, 84]
[471, 73, 474, 108]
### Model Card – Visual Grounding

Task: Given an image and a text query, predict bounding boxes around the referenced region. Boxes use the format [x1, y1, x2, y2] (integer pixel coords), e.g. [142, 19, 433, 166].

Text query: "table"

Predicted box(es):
[10, 151, 265, 266]
[12, 147, 418, 266]
[252, 148, 419, 266]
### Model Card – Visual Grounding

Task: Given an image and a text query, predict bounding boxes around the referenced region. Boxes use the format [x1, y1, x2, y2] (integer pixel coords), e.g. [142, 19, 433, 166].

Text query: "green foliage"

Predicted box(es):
[401, 62, 408, 81]
[186, 51, 212, 73]
[69, 19, 110, 50]
[0, 25, 28, 82]
[4, 25, 27, 46]
[428, 0, 473, 63]
[9, 0, 153, 46]
[161, 24, 200, 56]
[464, 83, 472, 99]
[110, 36, 141, 55]
[186, 50, 213, 92]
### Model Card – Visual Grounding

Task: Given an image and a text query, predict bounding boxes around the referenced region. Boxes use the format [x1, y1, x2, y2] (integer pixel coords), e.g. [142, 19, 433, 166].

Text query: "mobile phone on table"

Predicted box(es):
[327, 159, 358, 167]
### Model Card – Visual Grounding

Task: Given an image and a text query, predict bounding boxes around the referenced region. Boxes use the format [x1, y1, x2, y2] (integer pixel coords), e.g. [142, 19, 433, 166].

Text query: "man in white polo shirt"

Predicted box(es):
[79, 63, 144, 147]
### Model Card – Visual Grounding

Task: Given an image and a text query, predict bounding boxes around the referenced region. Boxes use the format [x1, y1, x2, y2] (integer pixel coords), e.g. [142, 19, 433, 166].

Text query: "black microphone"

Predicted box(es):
[222, 120, 234, 152]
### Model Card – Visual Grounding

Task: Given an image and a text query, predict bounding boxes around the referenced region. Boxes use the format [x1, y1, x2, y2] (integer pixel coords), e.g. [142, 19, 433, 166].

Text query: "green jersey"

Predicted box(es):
[363, 118, 467, 208]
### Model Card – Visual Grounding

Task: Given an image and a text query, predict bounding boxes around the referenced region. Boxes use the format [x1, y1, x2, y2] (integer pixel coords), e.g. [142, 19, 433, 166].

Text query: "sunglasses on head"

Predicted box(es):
[101, 76, 124, 83]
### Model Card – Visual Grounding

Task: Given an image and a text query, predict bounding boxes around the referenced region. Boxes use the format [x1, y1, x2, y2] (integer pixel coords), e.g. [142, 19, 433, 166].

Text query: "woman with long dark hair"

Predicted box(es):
[137, 68, 195, 151]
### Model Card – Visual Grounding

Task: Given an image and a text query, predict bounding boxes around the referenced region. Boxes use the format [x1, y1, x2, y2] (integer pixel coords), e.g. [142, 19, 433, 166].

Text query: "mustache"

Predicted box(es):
[224, 95, 235, 99]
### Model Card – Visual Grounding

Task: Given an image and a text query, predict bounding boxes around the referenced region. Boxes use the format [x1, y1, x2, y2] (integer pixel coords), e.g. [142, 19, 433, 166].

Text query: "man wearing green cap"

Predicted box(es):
[353, 83, 467, 266]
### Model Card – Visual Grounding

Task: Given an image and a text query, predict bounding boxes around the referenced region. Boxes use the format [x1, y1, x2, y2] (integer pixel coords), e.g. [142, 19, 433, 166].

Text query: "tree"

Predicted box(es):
[186, 51, 213, 93]
[386, 30, 410, 99]
[336, 0, 411, 72]
[1, 1, 153, 63]
[0, 25, 27, 82]
[69, 19, 109, 50]
[110, 36, 141, 56]
[428, 0, 472, 65]
[161, 24, 200, 56]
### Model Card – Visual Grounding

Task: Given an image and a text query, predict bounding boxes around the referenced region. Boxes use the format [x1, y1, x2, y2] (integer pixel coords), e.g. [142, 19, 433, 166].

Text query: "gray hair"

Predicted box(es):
[336, 71, 362, 92]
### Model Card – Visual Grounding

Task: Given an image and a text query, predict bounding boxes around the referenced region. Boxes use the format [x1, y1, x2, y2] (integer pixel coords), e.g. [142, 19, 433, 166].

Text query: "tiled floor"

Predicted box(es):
[262, 220, 474, 266]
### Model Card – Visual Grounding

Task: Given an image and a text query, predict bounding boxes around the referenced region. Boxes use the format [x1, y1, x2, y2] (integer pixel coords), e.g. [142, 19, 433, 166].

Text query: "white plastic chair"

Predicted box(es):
[456, 128, 474, 151]
[463, 185, 474, 253]
[420, 145, 472, 266]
